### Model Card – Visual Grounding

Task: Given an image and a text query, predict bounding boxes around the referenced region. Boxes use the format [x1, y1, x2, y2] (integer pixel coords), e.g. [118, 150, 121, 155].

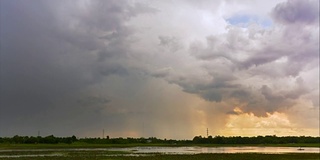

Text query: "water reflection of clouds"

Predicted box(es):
[0, 147, 319, 157]
[119, 147, 320, 154]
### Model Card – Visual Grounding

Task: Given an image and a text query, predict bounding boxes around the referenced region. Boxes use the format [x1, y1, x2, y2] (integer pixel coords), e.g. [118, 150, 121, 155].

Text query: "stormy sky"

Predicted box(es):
[0, 0, 319, 139]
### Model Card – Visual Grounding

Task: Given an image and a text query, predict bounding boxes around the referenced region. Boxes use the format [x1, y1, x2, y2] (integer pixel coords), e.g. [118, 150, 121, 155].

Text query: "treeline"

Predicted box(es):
[0, 135, 319, 144]
[79, 137, 180, 144]
[0, 135, 77, 144]
[0, 136, 180, 145]
[192, 135, 320, 144]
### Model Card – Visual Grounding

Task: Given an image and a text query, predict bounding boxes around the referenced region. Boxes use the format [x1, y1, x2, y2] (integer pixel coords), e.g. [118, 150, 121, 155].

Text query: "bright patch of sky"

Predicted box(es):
[226, 15, 273, 28]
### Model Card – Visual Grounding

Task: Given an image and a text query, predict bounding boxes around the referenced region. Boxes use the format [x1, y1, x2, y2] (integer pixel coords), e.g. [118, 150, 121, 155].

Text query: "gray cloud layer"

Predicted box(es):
[272, 0, 319, 25]
[0, 0, 156, 137]
[0, 0, 319, 138]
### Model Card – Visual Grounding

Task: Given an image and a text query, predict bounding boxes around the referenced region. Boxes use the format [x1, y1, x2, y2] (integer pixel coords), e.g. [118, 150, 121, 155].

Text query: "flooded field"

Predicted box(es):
[111, 146, 320, 154]
[0, 146, 319, 158]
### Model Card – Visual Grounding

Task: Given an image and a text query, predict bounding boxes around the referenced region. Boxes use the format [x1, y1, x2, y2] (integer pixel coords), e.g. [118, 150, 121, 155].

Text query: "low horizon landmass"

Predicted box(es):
[1, 135, 319, 146]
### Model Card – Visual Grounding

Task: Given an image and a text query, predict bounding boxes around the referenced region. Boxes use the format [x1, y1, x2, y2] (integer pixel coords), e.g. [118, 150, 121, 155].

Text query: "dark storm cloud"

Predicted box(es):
[272, 0, 319, 25]
[150, 67, 172, 78]
[260, 85, 285, 104]
[129, 2, 159, 16]
[77, 96, 111, 107]
[158, 36, 182, 52]
[226, 110, 241, 115]
[0, 0, 318, 137]
[186, 27, 317, 116]
[170, 0, 319, 116]
[0, 0, 157, 136]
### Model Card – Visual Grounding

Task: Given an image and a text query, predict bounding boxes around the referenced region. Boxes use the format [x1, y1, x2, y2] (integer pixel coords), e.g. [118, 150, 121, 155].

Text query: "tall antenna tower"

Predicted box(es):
[207, 128, 209, 137]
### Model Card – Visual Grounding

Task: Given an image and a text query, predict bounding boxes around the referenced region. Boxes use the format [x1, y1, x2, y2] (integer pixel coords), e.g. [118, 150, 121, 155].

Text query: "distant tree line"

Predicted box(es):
[0, 135, 319, 144]
[0, 135, 77, 144]
[192, 135, 320, 144]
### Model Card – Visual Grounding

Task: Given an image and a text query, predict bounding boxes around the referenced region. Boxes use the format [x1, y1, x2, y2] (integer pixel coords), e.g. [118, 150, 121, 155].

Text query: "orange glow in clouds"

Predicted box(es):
[219, 107, 318, 137]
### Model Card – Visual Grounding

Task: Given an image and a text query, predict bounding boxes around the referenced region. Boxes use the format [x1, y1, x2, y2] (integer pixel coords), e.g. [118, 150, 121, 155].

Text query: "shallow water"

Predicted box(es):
[0, 146, 319, 157]
[110, 146, 320, 154]
[0, 153, 63, 158]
